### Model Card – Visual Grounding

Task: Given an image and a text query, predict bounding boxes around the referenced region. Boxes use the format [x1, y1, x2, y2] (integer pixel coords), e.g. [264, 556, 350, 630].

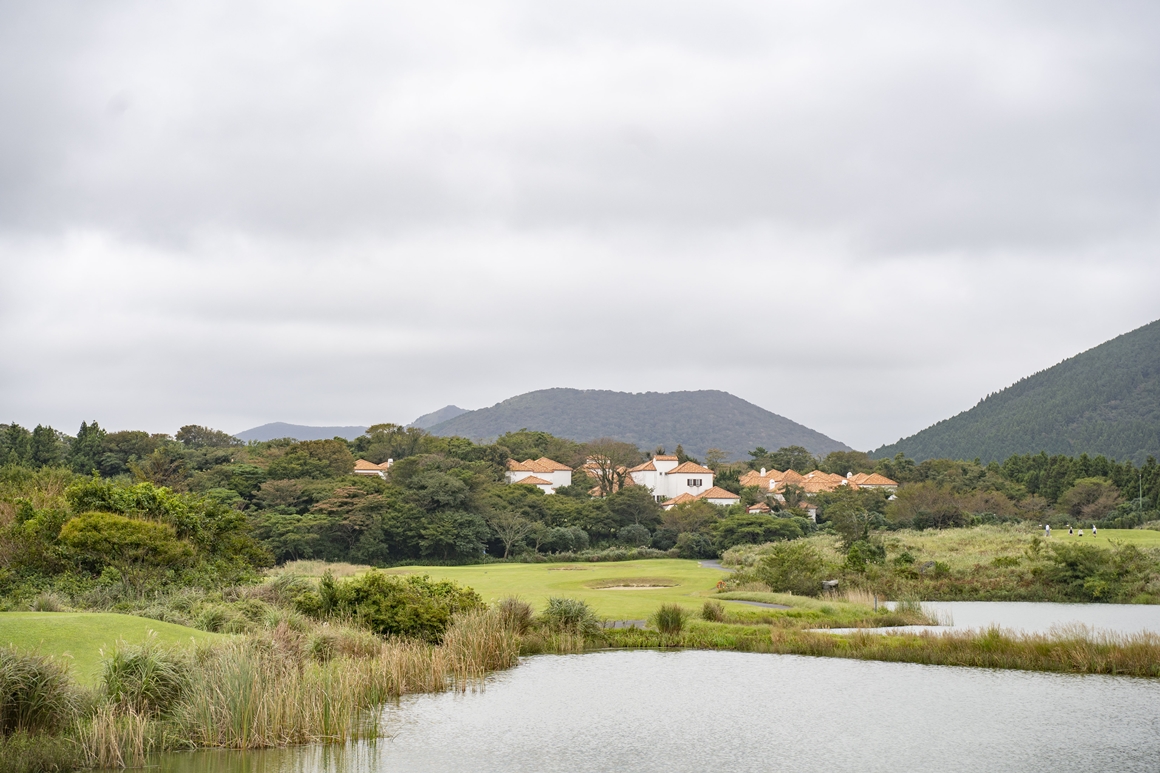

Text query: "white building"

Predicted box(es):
[506, 457, 573, 493]
[353, 458, 392, 479]
[628, 455, 716, 502]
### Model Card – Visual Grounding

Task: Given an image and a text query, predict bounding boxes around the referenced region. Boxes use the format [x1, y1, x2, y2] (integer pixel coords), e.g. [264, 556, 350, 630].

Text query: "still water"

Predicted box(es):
[861, 600, 1160, 636]
[157, 650, 1160, 773]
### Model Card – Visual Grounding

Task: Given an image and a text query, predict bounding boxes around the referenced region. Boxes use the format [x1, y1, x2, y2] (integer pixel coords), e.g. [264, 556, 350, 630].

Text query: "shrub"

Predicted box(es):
[0, 731, 84, 773]
[651, 604, 687, 636]
[650, 527, 679, 551]
[845, 540, 886, 572]
[701, 600, 725, 622]
[102, 637, 189, 716]
[58, 511, 193, 574]
[540, 598, 601, 635]
[675, 532, 716, 559]
[315, 571, 483, 643]
[27, 593, 69, 613]
[618, 524, 651, 547]
[0, 648, 78, 736]
[754, 541, 829, 597]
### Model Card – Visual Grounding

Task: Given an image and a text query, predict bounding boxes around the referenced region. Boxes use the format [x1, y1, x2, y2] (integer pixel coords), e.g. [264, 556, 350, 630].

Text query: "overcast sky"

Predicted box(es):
[2, 0, 1159, 451]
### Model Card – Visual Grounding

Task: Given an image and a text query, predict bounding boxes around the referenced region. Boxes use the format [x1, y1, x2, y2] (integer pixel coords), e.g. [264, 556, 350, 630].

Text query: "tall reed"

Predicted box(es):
[0, 647, 79, 736]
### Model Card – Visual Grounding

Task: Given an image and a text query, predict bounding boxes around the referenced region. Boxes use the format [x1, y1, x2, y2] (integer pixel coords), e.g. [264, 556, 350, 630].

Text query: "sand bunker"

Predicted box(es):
[587, 578, 678, 589]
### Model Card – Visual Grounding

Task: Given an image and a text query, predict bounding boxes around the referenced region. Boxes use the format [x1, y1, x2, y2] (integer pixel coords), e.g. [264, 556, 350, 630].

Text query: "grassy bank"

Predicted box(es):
[723, 525, 1160, 603]
[0, 614, 224, 684]
[596, 622, 1160, 678]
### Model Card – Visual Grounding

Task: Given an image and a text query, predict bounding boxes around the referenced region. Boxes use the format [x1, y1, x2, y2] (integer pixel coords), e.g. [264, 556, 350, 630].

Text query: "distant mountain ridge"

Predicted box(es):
[409, 405, 469, 429]
[425, 388, 850, 460]
[874, 318, 1160, 464]
[234, 422, 367, 442]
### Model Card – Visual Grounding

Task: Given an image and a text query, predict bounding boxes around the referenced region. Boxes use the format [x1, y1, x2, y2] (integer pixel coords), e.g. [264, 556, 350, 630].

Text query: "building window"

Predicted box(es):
[687, 478, 702, 487]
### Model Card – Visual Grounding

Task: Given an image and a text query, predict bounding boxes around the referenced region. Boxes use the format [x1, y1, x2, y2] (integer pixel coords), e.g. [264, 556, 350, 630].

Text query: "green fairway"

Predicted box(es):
[395, 559, 729, 619]
[1045, 528, 1160, 547]
[286, 559, 730, 620]
[0, 612, 224, 684]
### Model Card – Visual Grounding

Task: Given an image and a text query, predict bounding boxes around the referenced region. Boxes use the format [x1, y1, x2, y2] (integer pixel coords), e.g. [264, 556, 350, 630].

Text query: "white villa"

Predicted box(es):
[506, 457, 574, 494]
[627, 455, 732, 505]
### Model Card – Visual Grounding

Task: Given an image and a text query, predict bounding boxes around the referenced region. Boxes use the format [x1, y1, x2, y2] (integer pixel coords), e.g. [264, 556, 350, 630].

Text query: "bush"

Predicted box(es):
[845, 540, 886, 572]
[650, 527, 679, 551]
[102, 637, 189, 716]
[0, 648, 78, 736]
[58, 511, 193, 574]
[753, 541, 829, 597]
[540, 598, 601, 635]
[618, 524, 651, 547]
[651, 604, 688, 636]
[314, 571, 483, 643]
[701, 600, 725, 622]
[675, 532, 716, 559]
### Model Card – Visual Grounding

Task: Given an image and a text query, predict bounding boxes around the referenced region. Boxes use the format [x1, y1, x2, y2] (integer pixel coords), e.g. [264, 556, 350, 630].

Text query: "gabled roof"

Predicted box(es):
[780, 469, 805, 484]
[532, 457, 573, 472]
[667, 461, 714, 475]
[654, 455, 679, 461]
[515, 475, 551, 486]
[661, 492, 698, 507]
[851, 472, 898, 486]
[698, 486, 740, 501]
[747, 501, 772, 513]
[354, 459, 389, 471]
[629, 460, 657, 472]
[507, 459, 535, 471]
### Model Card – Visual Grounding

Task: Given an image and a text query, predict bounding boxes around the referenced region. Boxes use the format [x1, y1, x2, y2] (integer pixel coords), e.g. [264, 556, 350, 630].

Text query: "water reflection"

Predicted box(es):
[157, 650, 1160, 773]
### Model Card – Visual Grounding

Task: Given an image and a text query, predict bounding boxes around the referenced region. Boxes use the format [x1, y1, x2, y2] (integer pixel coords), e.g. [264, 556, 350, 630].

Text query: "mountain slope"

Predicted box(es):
[409, 405, 469, 429]
[425, 388, 849, 460]
[874, 318, 1160, 463]
[234, 422, 367, 442]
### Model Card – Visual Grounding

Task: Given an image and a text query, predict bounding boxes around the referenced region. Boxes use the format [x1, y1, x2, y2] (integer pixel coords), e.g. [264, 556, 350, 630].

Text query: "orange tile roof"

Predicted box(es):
[629, 460, 657, 472]
[855, 473, 898, 486]
[515, 475, 552, 486]
[698, 486, 740, 501]
[780, 469, 805, 484]
[661, 493, 698, 507]
[354, 459, 378, 470]
[747, 502, 772, 513]
[654, 455, 678, 461]
[533, 457, 572, 472]
[800, 477, 843, 494]
[667, 461, 714, 475]
[507, 459, 535, 471]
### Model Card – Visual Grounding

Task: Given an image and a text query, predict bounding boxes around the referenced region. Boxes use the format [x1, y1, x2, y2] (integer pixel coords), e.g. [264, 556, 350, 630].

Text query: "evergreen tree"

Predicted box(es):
[69, 420, 106, 474]
[2, 423, 33, 466]
[30, 424, 64, 468]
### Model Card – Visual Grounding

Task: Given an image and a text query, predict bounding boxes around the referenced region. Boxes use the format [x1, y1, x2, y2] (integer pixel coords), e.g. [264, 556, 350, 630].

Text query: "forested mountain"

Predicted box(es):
[425, 388, 850, 460]
[409, 405, 469, 429]
[874, 318, 1160, 463]
[234, 422, 367, 442]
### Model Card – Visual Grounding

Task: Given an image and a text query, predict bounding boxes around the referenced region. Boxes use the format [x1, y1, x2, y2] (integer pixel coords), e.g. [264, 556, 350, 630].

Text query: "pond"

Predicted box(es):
[157, 649, 1160, 773]
[849, 600, 1160, 636]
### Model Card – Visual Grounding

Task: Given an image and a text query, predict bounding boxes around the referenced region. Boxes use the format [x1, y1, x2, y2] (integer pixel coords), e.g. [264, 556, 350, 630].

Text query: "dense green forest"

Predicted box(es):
[875, 318, 1160, 463]
[425, 388, 850, 460]
[2, 418, 1159, 605]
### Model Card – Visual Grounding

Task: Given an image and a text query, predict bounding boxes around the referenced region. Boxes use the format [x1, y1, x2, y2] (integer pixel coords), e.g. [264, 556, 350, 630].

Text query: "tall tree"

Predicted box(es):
[69, 420, 106, 474]
[582, 438, 642, 497]
[30, 425, 64, 468]
[2, 423, 33, 466]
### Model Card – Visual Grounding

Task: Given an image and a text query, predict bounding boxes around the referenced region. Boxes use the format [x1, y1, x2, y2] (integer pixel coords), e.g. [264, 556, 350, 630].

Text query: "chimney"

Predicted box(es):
[847, 472, 852, 478]
[760, 467, 766, 476]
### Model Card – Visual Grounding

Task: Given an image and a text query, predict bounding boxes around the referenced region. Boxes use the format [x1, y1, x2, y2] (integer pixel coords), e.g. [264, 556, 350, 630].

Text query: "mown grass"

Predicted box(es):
[0, 613, 224, 684]
[723, 525, 1160, 603]
[276, 559, 729, 619]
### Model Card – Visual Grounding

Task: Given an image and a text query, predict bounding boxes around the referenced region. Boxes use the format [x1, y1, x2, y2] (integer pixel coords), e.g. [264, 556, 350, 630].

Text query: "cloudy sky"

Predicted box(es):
[2, 0, 1159, 451]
